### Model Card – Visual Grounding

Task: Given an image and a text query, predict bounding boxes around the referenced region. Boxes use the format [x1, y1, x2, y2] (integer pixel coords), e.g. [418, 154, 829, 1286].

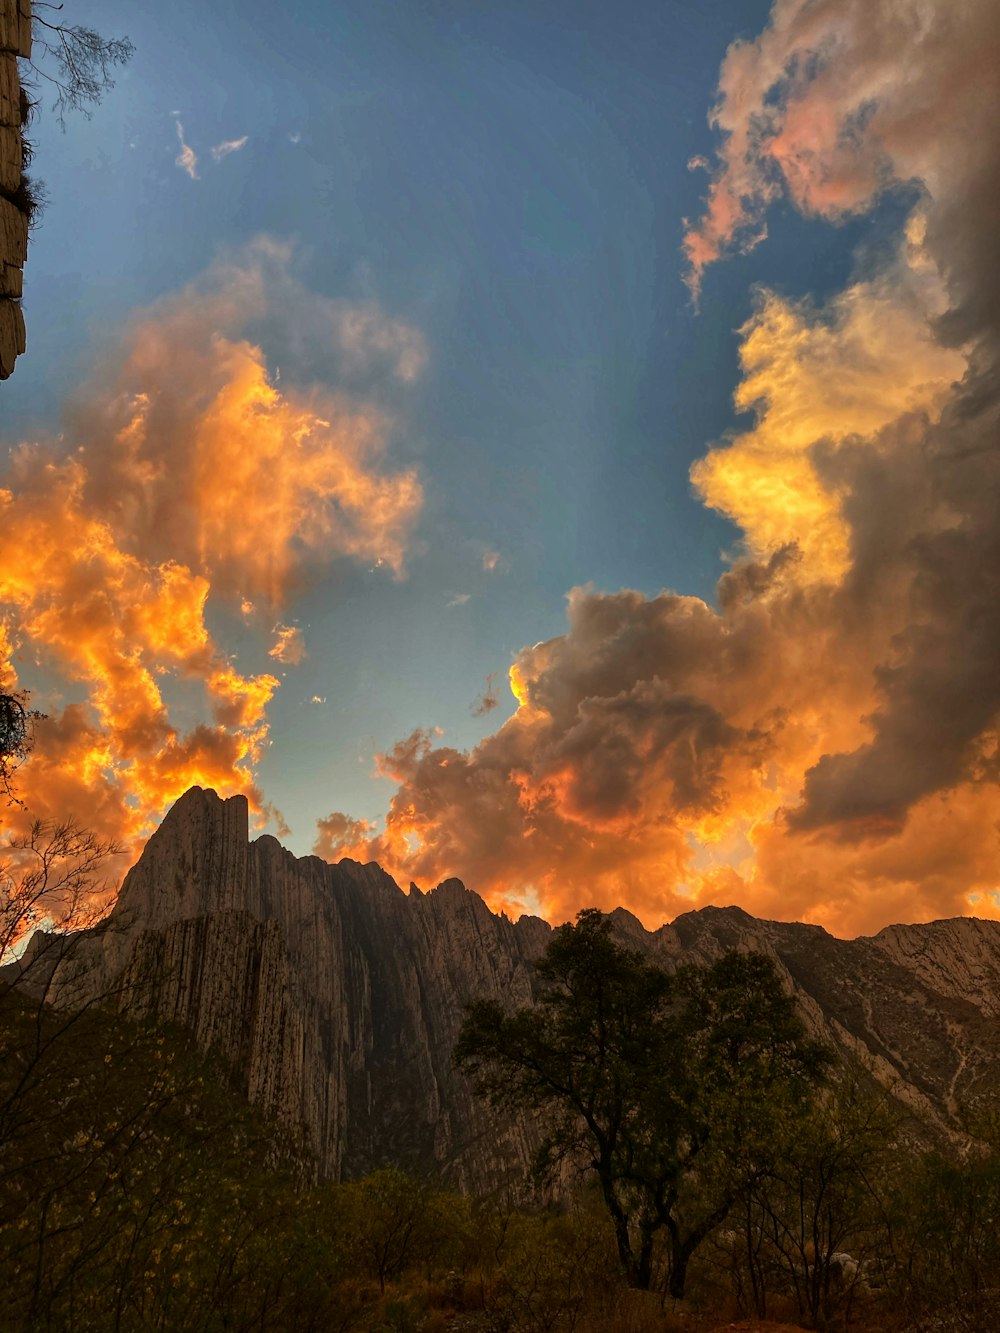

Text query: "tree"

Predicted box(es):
[1, 817, 120, 960]
[0, 689, 42, 804]
[455, 910, 829, 1298]
[891, 1114, 1000, 1332]
[24, 3, 134, 127]
[727, 1074, 900, 1326]
[339, 1167, 436, 1295]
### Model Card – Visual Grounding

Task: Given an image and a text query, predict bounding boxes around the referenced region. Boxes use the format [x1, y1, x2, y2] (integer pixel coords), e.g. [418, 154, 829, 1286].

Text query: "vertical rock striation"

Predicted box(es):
[77, 787, 551, 1188]
[51, 787, 1000, 1187]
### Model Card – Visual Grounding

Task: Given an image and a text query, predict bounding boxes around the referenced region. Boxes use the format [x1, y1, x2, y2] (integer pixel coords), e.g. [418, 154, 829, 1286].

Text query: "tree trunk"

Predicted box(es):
[668, 1236, 692, 1300]
[601, 1176, 653, 1289]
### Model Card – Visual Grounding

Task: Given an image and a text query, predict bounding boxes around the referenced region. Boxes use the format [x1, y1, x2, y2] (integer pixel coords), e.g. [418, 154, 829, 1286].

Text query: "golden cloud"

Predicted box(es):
[318, 0, 1000, 937]
[693, 233, 966, 582]
[0, 243, 424, 874]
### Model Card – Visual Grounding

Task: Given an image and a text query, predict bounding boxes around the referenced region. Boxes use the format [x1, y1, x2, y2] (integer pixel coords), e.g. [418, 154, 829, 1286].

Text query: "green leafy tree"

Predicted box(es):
[455, 909, 828, 1298]
[337, 1166, 470, 1295]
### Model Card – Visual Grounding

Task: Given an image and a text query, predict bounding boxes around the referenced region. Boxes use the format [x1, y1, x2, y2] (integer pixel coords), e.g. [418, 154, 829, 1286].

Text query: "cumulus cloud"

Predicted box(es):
[328, 0, 1000, 936]
[211, 135, 249, 161]
[682, 0, 1000, 312]
[313, 810, 377, 862]
[692, 225, 965, 582]
[0, 242, 424, 869]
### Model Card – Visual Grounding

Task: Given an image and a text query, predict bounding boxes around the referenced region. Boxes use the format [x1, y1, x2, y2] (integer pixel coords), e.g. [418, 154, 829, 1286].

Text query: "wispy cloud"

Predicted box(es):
[269, 623, 306, 666]
[211, 135, 249, 162]
[174, 119, 198, 179]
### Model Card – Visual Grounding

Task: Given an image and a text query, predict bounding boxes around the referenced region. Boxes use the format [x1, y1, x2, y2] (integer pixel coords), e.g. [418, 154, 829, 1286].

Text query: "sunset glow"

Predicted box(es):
[3, 0, 998, 939]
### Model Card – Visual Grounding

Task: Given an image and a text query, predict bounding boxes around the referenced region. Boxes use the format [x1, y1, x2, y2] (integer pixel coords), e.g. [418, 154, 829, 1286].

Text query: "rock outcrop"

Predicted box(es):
[0, 0, 29, 379]
[42, 787, 1000, 1187]
[64, 787, 551, 1189]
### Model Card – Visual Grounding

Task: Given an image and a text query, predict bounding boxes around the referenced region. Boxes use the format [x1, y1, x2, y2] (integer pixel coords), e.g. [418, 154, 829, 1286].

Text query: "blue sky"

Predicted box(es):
[6, 0, 784, 839]
[6, 0, 991, 938]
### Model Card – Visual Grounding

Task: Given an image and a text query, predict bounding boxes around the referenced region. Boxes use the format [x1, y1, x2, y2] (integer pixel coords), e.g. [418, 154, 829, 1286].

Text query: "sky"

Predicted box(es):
[1, 0, 998, 938]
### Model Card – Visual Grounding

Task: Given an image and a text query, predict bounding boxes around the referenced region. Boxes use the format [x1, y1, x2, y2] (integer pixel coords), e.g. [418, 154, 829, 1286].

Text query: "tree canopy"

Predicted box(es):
[455, 908, 830, 1296]
[0, 689, 41, 804]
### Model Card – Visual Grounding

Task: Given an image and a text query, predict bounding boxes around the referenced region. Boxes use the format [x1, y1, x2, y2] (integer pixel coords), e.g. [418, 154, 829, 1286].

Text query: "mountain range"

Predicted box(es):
[17, 785, 1000, 1188]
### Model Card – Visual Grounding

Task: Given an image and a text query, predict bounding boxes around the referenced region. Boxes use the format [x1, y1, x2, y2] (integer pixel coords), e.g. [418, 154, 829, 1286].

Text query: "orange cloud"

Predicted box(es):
[313, 811, 377, 862]
[693, 229, 966, 582]
[0, 243, 424, 876]
[682, 0, 1000, 305]
[319, 0, 1000, 938]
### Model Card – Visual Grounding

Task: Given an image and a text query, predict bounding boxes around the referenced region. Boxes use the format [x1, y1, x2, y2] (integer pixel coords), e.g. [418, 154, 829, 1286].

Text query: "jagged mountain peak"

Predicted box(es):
[54, 786, 1000, 1184]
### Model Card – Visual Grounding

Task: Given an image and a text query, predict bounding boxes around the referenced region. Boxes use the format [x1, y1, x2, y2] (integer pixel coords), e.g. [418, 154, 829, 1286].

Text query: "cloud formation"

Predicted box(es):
[318, 0, 1000, 937]
[682, 0, 1000, 309]
[174, 120, 198, 179]
[269, 624, 306, 666]
[1, 242, 424, 862]
[211, 135, 249, 161]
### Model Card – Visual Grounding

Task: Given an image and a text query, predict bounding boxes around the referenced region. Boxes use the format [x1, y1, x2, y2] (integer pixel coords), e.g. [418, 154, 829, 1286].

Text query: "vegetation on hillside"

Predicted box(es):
[455, 910, 830, 1297]
[0, 751, 997, 1331]
[3, 877, 1000, 1330]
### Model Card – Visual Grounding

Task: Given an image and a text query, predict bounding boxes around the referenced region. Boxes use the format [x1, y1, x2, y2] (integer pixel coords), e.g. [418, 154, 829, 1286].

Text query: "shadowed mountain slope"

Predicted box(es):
[34, 787, 1000, 1184]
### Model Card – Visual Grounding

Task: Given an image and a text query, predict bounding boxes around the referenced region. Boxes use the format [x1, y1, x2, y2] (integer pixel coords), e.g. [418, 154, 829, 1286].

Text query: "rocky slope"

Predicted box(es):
[38, 787, 1000, 1186]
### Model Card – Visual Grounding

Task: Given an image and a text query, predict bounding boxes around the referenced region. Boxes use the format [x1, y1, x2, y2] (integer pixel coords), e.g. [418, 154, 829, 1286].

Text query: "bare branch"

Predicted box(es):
[22, 11, 134, 129]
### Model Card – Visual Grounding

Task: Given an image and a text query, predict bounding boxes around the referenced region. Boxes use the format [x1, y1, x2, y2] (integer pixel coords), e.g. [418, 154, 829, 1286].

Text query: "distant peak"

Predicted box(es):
[431, 877, 471, 899]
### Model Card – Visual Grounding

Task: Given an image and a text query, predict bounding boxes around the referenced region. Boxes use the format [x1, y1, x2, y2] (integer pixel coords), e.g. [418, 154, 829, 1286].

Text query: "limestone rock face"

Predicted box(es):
[671, 906, 1000, 1129]
[74, 787, 550, 1188]
[57, 788, 1000, 1186]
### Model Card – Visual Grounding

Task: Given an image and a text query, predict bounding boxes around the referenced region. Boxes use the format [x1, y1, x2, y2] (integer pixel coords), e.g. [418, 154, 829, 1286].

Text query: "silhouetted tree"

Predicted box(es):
[456, 910, 829, 1297]
[0, 689, 42, 803]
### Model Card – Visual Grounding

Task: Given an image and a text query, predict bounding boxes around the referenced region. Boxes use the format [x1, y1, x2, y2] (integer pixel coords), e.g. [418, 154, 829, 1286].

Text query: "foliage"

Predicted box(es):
[718, 1073, 901, 1327]
[0, 992, 358, 1331]
[337, 1166, 470, 1293]
[890, 1141, 1000, 1331]
[485, 1203, 617, 1333]
[0, 690, 43, 805]
[455, 909, 830, 1297]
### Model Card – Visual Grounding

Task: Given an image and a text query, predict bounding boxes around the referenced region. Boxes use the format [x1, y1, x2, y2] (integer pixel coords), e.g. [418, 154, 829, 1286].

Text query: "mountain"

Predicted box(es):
[34, 787, 1000, 1186]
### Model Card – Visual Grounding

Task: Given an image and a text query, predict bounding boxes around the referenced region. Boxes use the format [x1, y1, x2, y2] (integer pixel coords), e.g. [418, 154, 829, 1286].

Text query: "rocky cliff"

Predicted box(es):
[43, 787, 1000, 1187]
[0, 0, 29, 379]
